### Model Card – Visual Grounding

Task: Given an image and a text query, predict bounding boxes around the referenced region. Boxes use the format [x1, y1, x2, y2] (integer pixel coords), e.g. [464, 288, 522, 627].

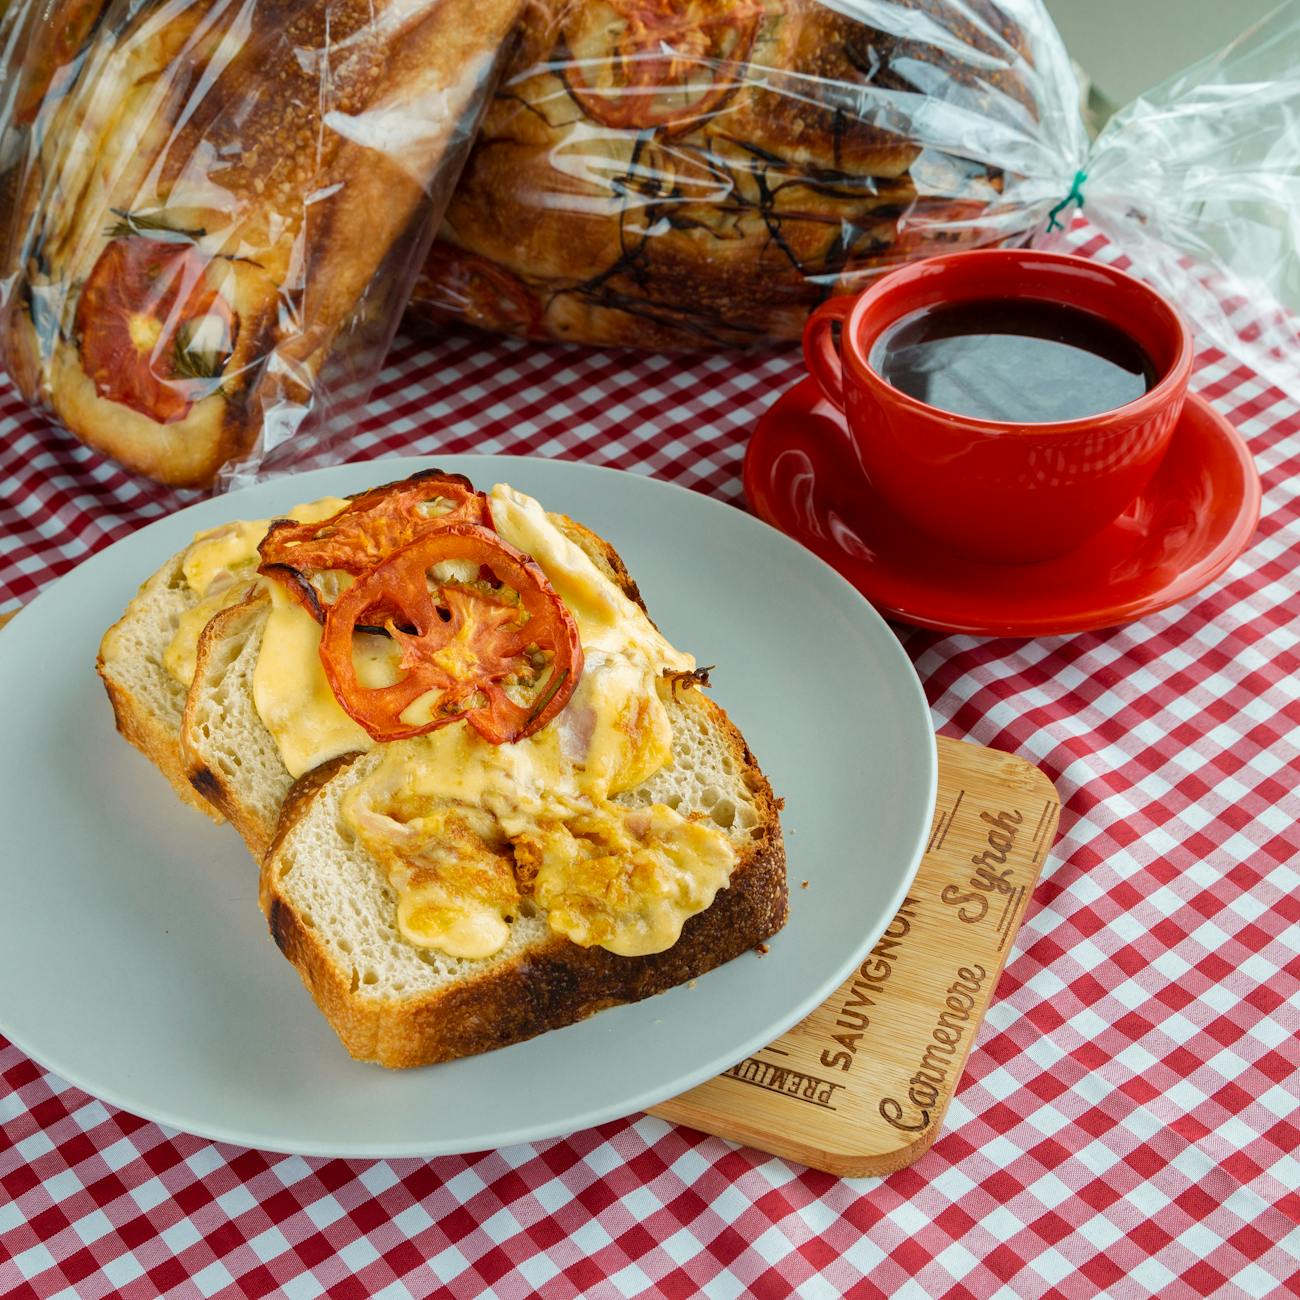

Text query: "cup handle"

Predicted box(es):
[802, 295, 855, 411]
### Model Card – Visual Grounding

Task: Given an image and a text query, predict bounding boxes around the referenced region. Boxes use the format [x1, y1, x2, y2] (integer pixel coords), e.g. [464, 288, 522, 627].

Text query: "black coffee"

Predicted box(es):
[868, 299, 1156, 423]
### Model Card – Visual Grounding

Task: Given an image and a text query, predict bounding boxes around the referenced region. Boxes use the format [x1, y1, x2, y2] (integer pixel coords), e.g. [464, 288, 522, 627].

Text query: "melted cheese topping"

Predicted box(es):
[488, 484, 694, 671]
[165, 584, 250, 685]
[169, 481, 738, 960]
[163, 497, 349, 687]
[347, 800, 519, 960]
[251, 583, 380, 779]
[520, 806, 735, 957]
[339, 485, 736, 959]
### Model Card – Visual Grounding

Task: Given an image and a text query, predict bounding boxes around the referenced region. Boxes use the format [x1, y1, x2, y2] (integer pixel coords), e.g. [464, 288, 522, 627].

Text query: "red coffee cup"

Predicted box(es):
[802, 249, 1193, 563]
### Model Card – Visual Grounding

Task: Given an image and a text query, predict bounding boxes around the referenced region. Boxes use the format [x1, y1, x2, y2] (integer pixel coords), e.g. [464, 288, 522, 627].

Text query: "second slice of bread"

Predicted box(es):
[181, 589, 286, 856]
[180, 515, 661, 860]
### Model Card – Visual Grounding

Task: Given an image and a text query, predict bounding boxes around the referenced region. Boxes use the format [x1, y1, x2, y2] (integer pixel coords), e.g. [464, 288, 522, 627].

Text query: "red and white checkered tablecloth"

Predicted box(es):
[2, 225, 1298, 1298]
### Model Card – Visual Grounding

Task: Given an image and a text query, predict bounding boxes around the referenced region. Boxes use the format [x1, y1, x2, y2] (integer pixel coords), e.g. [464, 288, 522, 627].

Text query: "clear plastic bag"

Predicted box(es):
[1060, 4, 1300, 400]
[0, 0, 522, 489]
[408, 0, 1087, 349]
[410, 0, 1300, 391]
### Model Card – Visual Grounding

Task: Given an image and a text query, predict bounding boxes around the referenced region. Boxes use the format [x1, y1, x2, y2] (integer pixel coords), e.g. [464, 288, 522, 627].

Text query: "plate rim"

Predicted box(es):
[0, 453, 938, 1156]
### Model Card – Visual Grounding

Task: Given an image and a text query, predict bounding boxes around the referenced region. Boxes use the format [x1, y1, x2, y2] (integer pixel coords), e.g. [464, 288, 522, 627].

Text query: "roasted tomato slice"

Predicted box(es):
[258, 471, 493, 621]
[74, 235, 235, 425]
[415, 245, 543, 338]
[319, 525, 583, 745]
[561, 0, 762, 133]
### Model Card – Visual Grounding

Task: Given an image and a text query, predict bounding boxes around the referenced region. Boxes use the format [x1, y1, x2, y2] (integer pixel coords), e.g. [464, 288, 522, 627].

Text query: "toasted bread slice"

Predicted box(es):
[180, 516, 652, 860]
[261, 686, 786, 1067]
[99, 507, 652, 853]
[96, 551, 225, 821]
[180, 589, 282, 855]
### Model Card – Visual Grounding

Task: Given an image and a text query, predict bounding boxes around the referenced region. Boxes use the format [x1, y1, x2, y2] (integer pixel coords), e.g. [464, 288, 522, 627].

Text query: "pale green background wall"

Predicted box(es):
[1042, 0, 1282, 108]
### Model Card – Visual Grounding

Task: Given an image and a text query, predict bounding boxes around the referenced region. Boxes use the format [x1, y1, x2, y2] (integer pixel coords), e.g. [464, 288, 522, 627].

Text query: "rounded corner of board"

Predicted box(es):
[821, 1130, 943, 1180]
[1015, 756, 1059, 806]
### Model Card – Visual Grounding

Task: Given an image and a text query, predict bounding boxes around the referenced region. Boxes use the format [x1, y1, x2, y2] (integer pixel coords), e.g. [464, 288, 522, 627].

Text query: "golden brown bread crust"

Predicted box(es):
[4, 0, 523, 486]
[94, 554, 225, 821]
[94, 608, 225, 823]
[180, 587, 279, 855]
[97, 671, 224, 822]
[413, 0, 1028, 347]
[263, 692, 787, 1067]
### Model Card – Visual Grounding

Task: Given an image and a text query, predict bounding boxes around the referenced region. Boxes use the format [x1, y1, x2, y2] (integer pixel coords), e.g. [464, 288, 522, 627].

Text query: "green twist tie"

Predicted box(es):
[1046, 169, 1087, 232]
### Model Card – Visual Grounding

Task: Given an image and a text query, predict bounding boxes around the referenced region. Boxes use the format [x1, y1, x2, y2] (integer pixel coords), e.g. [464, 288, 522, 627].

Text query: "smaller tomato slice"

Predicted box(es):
[320, 525, 583, 746]
[561, 0, 762, 133]
[258, 470, 493, 621]
[75, 235, 235, 425]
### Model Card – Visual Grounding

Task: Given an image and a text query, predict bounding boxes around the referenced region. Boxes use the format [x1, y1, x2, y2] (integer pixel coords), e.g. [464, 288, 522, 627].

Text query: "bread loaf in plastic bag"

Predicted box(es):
[409, 0, 1085, 348]
[411, 0, 1300, 392]
[0, 0, 522, 488]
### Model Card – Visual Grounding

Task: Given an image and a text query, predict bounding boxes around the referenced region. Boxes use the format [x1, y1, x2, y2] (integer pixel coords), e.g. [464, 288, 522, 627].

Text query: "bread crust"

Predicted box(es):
[180, 587, 278, 853]
[263, 694, 787, 1067]
[95, 561, 224, 822]
[98, 669, 223, 821]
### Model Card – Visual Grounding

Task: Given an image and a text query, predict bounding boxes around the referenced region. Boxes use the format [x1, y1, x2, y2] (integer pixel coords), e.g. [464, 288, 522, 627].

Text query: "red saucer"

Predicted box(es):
[743, 378, 1261, 637]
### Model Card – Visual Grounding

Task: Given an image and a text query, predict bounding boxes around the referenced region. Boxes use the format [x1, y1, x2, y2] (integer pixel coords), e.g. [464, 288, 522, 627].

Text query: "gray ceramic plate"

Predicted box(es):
[0, 455, 935, 1156]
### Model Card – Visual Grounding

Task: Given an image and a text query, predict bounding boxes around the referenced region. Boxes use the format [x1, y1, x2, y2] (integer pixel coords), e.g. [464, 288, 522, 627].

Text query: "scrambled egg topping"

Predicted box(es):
[165, 483, 738, 960]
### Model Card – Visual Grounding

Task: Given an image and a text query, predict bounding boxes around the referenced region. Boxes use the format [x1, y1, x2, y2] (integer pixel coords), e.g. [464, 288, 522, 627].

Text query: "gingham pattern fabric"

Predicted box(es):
[2, 225, 1298, 1298]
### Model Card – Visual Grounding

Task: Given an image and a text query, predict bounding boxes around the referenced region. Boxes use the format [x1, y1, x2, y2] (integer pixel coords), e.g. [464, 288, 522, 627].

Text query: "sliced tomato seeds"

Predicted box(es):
[319, 524, 583, 746]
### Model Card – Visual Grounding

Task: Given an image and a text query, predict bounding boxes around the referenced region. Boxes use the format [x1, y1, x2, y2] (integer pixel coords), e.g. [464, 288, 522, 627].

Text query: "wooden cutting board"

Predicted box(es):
[651, 735, 1059, 1177]
[0, 611, 1057, 1175]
